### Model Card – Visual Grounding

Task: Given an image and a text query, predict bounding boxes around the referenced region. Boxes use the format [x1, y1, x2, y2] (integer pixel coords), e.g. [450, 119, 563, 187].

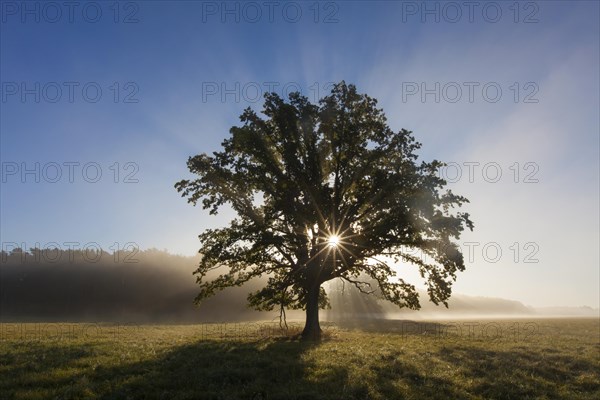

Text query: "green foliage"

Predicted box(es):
[176, 81, 473, 314]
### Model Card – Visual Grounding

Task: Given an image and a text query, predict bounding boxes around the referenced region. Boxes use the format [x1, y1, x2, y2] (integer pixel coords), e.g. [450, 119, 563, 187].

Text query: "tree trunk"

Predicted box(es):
[301, 284, 322, 341]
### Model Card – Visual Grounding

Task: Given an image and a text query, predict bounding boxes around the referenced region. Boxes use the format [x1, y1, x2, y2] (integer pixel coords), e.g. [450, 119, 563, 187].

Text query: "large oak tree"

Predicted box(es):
[176, 82, 473, 340]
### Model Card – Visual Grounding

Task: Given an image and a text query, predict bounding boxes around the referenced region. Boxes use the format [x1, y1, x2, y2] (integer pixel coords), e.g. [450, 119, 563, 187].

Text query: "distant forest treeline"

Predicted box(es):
[0, 248, 278, 323]
[1, 247, 541, 323]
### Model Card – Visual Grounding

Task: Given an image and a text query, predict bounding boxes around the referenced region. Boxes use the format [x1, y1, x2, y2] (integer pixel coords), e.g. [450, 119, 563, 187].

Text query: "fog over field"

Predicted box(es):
[1, 249, 596, 323]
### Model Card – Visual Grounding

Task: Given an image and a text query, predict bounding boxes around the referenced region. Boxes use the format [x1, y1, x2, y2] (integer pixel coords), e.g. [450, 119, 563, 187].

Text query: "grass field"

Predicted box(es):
[0, 318, 598, 400]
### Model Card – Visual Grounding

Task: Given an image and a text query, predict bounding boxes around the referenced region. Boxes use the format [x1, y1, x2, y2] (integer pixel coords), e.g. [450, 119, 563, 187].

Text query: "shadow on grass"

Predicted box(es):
[88, 336, 469, 400]
[437, 346, 600, 399]
[93, 338, 358, 400]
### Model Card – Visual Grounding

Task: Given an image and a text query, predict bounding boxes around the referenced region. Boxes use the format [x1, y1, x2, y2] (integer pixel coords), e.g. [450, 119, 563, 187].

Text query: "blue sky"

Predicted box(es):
[1, 1, 598, 308]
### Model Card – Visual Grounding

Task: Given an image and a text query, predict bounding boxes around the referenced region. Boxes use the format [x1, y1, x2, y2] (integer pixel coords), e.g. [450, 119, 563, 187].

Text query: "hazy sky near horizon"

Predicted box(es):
[1, 1, 598, 308]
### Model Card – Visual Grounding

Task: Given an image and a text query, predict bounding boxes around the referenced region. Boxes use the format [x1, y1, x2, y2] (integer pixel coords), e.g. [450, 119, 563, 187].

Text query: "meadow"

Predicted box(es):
[0, 318, 598, 400]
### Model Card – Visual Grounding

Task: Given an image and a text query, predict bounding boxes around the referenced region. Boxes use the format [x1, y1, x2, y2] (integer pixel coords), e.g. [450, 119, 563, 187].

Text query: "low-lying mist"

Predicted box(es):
[1, 249, 597, 323]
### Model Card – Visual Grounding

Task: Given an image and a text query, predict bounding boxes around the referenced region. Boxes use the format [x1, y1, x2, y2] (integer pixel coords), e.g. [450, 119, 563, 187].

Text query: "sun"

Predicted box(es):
[327, 235, 340, 248]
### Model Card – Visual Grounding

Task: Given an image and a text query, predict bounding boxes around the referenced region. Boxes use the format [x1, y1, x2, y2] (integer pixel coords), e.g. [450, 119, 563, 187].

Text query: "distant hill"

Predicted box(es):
[381, 292, 535, 319]
[532, 306, 599, 317]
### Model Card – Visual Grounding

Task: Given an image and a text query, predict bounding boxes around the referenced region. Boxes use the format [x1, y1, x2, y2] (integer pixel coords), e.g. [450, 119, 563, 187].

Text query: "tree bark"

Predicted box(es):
[301, 283, 322, 341]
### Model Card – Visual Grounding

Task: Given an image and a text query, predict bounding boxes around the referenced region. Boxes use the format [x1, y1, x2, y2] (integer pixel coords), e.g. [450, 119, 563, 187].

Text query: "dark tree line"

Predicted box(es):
[0, 248, 268, 322]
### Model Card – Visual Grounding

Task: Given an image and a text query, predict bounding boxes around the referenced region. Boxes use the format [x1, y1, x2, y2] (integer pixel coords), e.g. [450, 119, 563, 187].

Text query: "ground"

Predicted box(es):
[0, 318, 598, 400]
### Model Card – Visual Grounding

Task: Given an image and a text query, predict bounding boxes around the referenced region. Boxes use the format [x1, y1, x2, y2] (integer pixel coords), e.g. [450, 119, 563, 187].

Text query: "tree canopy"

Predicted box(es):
[176, 82, 474, 340]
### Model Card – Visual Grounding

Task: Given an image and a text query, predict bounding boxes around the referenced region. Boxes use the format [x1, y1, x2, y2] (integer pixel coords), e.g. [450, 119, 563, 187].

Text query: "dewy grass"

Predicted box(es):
[0, 318, 598, 400]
